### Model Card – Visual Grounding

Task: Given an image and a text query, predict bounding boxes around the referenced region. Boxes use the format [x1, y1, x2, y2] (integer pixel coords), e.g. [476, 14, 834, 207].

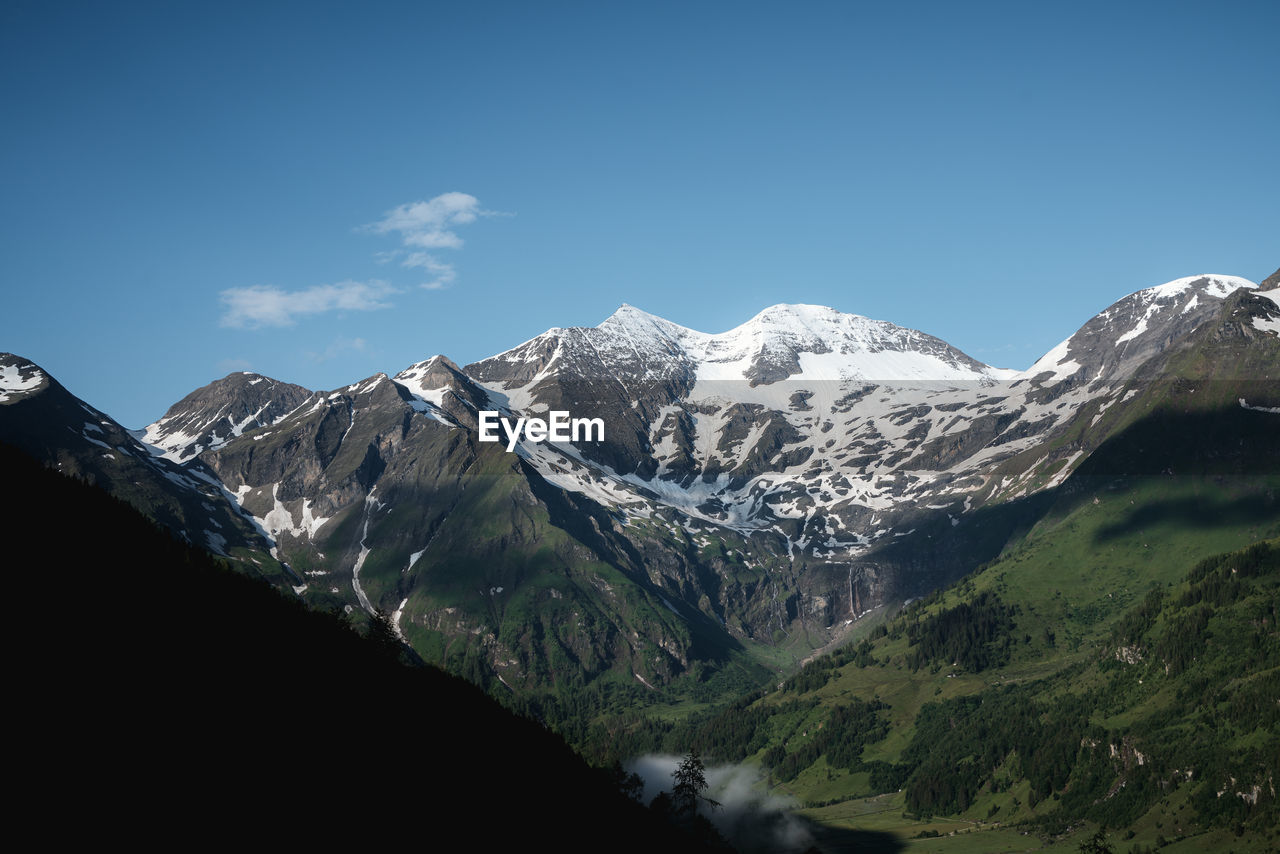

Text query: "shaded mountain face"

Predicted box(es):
[138, 366, 761, 692]
[0, 353, 285, 579]
[6, 271, 1275, 699]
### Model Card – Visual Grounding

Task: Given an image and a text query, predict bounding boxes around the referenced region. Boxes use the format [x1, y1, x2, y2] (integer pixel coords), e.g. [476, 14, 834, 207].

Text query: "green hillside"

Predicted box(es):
[624, 469, 1278, 851]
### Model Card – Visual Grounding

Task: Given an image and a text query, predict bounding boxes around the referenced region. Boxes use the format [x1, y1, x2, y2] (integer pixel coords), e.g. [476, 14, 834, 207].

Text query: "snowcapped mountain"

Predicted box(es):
[141, 372, 311, 462]
[6, 268, 1274, 698]
[469, 302, 1011, 408]
[464, 303, 1021, 526]
[458, 277, 1267, 561]
[147, 270, 1276, 593]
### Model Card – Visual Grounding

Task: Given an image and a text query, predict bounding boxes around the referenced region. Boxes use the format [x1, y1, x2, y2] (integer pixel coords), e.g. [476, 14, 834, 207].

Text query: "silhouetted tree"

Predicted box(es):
[672, 750, 719, 816]
[608, 762, 645, 802]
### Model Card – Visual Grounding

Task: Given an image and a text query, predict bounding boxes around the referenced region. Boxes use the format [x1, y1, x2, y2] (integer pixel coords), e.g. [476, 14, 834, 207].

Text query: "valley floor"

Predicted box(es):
[800, 791, 1277, 853]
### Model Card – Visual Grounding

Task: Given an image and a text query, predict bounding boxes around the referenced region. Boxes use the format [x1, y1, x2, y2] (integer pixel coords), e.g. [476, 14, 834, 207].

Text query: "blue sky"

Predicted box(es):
[2, 0, 1277, 428]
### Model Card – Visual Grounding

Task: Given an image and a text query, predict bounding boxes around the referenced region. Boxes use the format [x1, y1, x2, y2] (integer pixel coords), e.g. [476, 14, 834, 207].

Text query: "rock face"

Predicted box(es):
[7, 271, 1276, 698]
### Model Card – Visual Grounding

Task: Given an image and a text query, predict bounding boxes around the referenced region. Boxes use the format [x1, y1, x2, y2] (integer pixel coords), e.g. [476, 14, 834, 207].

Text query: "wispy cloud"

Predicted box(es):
[369, 191, 485, 248]
[402, 252, 457, 289]
[219, 193, 500, 329]
[219, 280, 399, 328]
[366, 191, 504, 290]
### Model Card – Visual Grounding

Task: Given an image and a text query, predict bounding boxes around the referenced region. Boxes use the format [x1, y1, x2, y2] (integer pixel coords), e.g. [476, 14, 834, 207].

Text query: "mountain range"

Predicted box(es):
[3, 268, 1278, 708]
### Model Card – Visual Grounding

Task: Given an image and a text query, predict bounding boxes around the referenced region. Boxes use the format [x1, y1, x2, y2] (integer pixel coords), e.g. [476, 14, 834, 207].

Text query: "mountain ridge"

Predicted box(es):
[4, 268, 1275, 708]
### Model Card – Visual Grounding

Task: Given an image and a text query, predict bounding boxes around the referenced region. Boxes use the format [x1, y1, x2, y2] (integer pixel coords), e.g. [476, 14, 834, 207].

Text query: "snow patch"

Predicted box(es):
[1251, 315, 1280, 336]
[0, 362, 45, 402]
[1140, 274, 1255, 301]
[261, 485, 332, 540]
[1023, 337, 1080, 383]
[81, 433, 112, 450]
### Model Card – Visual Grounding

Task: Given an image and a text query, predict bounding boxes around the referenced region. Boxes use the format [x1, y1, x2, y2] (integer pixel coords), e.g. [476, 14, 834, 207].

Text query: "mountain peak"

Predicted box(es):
[142, 372, 311, 462]
[738, 303, 883, 338]
[1024, 272, 1260, 385]
[1136, 274, 1256, 302]
[747, 302, 843, 321]
[397, 354, 464, 376]
[0, 353, 50, 403]
[599, 303, 689, 333]
[394, 354, 490, 426]
[395, 355, 469, 393]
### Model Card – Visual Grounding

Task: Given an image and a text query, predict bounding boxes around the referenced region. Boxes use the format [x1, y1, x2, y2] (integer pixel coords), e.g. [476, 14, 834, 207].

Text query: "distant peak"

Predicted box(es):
[603, 303, 656, 320]
[734, 304, 889, 340]
[598, 303, 689, 334]
[746, 303, 847, 322]
[429, 354, 462, 370]
[1137, 274, 1256, 301]
[207, 371, 298, 393]
[597, 302, 907, 345]
[404, 354, 458, 371]
[395, 354, 472, 393]
[754, 302, 836, 314]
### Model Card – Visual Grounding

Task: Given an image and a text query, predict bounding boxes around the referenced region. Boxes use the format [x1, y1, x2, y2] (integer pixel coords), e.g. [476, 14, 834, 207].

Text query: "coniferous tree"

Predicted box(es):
[672, 751, 719, 816]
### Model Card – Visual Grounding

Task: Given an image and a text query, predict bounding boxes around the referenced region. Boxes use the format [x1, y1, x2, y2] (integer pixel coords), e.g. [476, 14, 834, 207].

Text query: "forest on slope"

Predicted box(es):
[2, 441, 739, 852]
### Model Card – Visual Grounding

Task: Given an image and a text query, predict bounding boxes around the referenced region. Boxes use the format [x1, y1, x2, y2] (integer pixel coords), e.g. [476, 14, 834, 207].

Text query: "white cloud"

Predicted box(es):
[220, 280, 399, 328]
[369, 192, 484, 249]
[403, 252, 458, 290]
[365, 191, 505, 290]
[218, 192, 500, 330]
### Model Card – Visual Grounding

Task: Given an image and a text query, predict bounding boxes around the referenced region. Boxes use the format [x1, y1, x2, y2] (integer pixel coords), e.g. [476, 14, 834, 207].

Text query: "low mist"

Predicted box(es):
[626, 754, 814, 853]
